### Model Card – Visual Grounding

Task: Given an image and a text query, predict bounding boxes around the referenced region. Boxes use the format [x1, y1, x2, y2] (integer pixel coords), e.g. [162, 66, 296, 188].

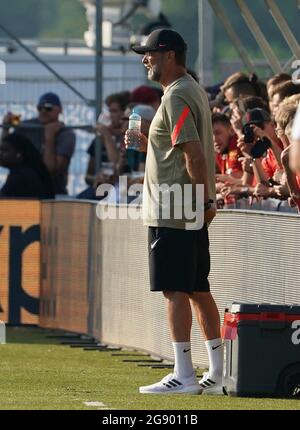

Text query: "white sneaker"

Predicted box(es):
[198, 372, 224, 395]
[139, 373, 201, 395]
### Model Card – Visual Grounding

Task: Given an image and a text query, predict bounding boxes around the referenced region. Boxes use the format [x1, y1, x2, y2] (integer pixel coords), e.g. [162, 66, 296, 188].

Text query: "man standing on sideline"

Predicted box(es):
[129, 29, 223, 394]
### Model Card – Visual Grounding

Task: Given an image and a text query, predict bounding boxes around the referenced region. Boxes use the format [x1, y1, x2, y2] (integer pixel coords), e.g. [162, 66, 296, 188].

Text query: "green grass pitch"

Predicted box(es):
[0, 327, 299, 410]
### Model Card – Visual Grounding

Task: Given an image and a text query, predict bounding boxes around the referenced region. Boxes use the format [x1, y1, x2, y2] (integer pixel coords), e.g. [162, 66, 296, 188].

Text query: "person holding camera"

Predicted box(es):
[220, 108, 283, 203]
[236, 108, 288, 200]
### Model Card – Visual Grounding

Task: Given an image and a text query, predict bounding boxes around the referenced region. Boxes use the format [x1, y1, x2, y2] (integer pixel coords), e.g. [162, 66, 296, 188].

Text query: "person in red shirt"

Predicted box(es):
[212, 113, 245, 207]
[237, 109, 286, 199]
[212, 113, 242, 179]
[281, 114, 300, 211]
[223, 108, 285, 203]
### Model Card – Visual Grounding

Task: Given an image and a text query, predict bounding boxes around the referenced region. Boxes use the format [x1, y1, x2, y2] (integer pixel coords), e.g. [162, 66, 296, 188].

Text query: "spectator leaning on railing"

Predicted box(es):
[206, 69, 300, 212]
[220, 109, 283, 204]
[238, 109, 286, 199]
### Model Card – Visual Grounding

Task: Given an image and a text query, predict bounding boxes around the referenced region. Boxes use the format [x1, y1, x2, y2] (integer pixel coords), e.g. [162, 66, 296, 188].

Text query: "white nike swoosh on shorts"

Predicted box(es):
[150, 238, 160, 250]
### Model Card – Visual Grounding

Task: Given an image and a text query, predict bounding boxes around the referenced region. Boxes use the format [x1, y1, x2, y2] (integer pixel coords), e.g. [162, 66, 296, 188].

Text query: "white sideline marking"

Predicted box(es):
[83, 401, 115, 410]
[84, 401, 106, 407]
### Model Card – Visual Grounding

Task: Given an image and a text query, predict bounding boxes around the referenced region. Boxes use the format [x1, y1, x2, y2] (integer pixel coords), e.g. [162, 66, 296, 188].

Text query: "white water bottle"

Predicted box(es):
[0, 321, 6, 344]
[127, 110, 141, 150]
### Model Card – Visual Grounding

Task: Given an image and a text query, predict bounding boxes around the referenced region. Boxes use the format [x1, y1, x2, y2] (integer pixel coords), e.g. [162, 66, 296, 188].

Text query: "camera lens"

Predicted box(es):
[243, 125, 255, 144]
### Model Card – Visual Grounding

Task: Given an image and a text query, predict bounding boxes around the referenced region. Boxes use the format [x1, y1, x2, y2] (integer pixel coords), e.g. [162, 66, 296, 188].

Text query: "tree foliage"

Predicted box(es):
[1, 0, 299, 63]
[0, 0, 86, 39]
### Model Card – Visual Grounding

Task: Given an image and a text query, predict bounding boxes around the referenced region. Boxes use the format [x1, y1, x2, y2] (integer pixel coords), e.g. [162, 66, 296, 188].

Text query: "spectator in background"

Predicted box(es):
[85, 91, 130, 186]
[270, 81, 300, 116]
[275, 101, 298, 149]
[290, 105, 300, 175]
[209, 91, 227, 114]
[236, 95, 270, 113]
[267, 73, 291, 94]
[130, 85, 162, 111]
[2, 92, 75, 195]
[78, 104, 156, 201]
[213, 113, 243, 181]
[282, 94, 300, 107]
[235, 108, 286, 201]
[0, 133, 54, 199]
[281, 106, 300, 210]
[222, 108, 284, 203]
[230, 95, 270, 138]
[94, 104, 156, 204]
[266, 73, 291, 112]
[205, 70, 300, 212]
[94, 104, 156, 203]
[221, 72, 267, 105]
[206, 83, 222, 102]
[213, 113, 255, 207]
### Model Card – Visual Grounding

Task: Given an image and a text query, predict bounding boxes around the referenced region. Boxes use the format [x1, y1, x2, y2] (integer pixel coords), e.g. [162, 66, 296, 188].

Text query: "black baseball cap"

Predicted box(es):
[243, 108, 271, 126]
[38, 92, 62, 108]
[132, 29, 187, 55]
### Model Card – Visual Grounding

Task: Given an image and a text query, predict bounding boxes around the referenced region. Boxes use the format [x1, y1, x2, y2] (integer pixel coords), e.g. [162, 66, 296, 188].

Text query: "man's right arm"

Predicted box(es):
[125, 131, 148, 153]
[180, 140, 216, 224]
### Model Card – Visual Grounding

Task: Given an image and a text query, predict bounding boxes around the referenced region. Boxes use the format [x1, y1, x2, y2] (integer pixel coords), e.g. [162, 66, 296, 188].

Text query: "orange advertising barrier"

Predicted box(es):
[39, 201, 92, 334]
[0, 199, 40, 324]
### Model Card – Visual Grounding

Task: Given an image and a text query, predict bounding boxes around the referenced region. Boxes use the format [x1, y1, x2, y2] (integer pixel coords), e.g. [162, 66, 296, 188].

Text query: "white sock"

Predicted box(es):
[172, 342, 194, 379]
[205, 338, 223, 380]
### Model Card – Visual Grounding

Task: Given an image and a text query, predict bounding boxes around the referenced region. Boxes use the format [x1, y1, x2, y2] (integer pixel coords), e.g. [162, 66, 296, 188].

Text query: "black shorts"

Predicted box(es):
[148, 226, 210, 293]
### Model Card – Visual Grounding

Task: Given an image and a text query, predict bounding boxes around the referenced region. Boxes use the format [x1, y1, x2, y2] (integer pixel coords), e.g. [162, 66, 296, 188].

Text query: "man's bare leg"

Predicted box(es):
[189, 292, 221, 340]
[163, 291, 192, 341]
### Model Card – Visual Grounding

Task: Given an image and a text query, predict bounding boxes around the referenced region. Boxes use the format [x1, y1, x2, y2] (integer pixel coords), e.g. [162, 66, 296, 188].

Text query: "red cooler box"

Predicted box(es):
[222, 302, 300, 397]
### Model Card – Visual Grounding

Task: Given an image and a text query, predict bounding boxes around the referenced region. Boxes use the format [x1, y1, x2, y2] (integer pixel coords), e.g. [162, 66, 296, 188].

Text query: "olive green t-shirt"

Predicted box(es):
[142, 74, 216, 230]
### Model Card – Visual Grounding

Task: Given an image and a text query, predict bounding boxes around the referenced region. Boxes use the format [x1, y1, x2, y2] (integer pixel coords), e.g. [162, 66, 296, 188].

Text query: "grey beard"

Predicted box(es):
[148, 69, 161, 82]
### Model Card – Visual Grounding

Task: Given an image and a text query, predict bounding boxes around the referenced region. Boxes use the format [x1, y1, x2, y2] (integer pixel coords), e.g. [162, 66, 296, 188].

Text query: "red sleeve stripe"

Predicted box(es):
[171, 106, 190, 146]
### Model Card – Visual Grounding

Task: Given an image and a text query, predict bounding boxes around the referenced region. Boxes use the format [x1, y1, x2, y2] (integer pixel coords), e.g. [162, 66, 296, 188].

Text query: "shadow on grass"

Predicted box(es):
[5, 326, 88, 346]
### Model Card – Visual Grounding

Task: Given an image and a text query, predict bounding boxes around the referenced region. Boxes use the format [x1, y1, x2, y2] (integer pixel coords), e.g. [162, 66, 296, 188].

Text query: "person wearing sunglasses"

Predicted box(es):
[1, 92, 76, 195]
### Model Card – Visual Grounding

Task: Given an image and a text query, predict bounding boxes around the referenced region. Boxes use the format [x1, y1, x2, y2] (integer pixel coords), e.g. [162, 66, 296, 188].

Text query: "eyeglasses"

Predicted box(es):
[37, 105, 54, 112]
